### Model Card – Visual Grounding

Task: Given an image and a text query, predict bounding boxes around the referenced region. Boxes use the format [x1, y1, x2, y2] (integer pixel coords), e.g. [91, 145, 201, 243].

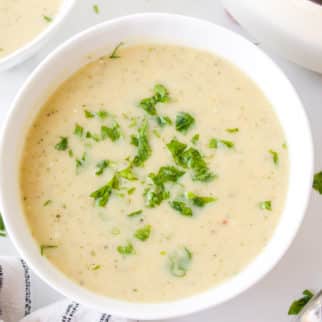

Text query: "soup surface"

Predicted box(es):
[0, 0, 62, 58]
[21, 44, 288, 302]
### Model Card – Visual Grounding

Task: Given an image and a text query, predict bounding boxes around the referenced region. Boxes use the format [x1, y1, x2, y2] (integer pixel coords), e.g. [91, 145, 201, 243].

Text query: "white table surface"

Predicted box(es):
[1, 1, 322, 321]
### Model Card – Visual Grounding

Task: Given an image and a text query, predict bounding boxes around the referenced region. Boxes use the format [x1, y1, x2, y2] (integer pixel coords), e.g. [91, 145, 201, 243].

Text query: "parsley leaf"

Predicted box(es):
[101, 123, 121, 142]
[0, 213, 6, 237]
[117, 241, 135, 255]
[149, 166, 185, 185]
[85, 131, 100, 142]
[313, 171, 322, 194]
[110, 42, 124, 59]
[144, 184, 169, 208]
[134, 225, 151, 241]
[259, 200, 272, 211]
[84, 109, 108, 119]
[119, 166, 138, 181]
[139, 84, 170, 115]
[209, 138, 234, 149]
[175, 112, 195, 133]
[127, 209, 143, 217]
[40, 244, 58, 256]
[93, 4, 99, 14]
[43, 15, 52, 23]
[168, 247, 192, 277]
[191, 134, 200, 145]
[226, 128, 239, 133]
[74, 124, 84, 137]
[156, 115, 172, 127]
[76, 152, 87, 171]
[55, 137, 68, 151]
[288, 290, 314, 315]
[95, 160, 109, 176]
[43, 200, 52, 206]
[185, 192, 217, 207]
[169, 200, 193, 217]
[132, 119, 151, 167]
[269, 149, 279, 165]
[90, 174, 120, 207]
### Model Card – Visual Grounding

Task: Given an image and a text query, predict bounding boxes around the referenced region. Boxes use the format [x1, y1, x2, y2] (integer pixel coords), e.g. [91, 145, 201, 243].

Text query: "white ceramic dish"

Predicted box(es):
[0, 0, 76, 72]
[0, 13, 313, 320]
[221, 0, 322, 73]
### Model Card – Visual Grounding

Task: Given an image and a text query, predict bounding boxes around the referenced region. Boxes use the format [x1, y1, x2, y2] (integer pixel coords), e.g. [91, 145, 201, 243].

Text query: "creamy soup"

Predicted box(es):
[20, 44, 288, 302]
[0, 0, 62, 58]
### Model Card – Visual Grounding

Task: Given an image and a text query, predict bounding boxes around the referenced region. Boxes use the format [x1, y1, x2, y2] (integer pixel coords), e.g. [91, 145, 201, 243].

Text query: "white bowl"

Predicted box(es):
[0, 0, 76, 71]
[221, 0, 322, 73]
[0, 13, 313, 320]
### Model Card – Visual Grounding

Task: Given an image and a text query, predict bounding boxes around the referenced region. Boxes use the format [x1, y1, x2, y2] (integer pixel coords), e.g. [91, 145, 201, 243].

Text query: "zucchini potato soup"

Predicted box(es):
[20, 44, 288, 302]
[0, 0, 61, 58]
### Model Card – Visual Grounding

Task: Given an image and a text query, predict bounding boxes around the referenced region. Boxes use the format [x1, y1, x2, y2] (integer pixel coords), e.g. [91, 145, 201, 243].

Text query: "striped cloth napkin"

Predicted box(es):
[0, 257, 133, 322]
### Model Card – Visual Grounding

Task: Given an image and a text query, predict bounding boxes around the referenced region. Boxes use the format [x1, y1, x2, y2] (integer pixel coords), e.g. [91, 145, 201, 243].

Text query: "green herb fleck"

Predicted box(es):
[127, 187, 136, 195]
[85, 131, 100, 142]
[68, 149, 74, 157]
[259, 200, 272, 211]
[84, 109, 108, 120]
[0, 213, 6, 237]
[139, 84, 170, 115]
[90, 264, 101, 270]
[269, 149, 279, 165]
[168, 247, 192, 277]
[226, 128, 239, 133]
[185, 192, 217, 207]
[149, 166, 185, 185]
[132, 118, 151, 167]
[101, 123, 121, 142]
[55, 137, 68, 151]
[134, 225, 151, 241]
[169, 200, 193, 217]
[109, 42, 124, 59]
[119, 166, 138, 181]
[191, 134, 200, 145]
[43, 15, 52, 23]
[313, 171, 322, 194]
[84, 110, 95, 118]
[117, 242, 135, 255]
[156, 115, 172, 127]
[76, 152, 87, 170]
[209, 138, 234, 149]
[93, 4, 99, 14]
[288, 290, 314, 315]
[282, 142, 287, 149]
[43, 200, 52, 207]
[128, 209, 143, 217]
[40, 244, 58, 256]
[90, 174, 120, 207]
[175, 112, 195, 133]
[95, 160, 109, 176]
[74, 124, 84, 137]
[144, 184, 169, 208]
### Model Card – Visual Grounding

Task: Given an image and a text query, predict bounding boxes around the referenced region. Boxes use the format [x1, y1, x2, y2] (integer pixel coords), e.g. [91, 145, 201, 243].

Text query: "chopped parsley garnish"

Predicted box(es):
[43, 200, 52, 206]
[119, 166, 138, 181]
[109, 42, 124, 59]
[86, 131, 100, 142]
[134, 225, 151, 241]
[117, 241, 135, 255]
[90, 264, 101, 270]
[209, 138, 234, 149]
[0, 213, 6, 237]
[68, 149, 74, 157]
[128, 209, 143, 217]
[139, 84, 170, 115]
[74, 124, 84, 137]
[185, 192, 217, 207]
[282, 142, 287, 149]
[226, 128, 239, 133]
[149, 166, 185, 185]
[156, 115, 172, 127]
[269, 149, 279, 165]
[55, 137, 68, 151]
[168, 247, 192, 277]
[288, 290, 314, 315]
[144, 184, 169, 208]
[84, 109, 108, 120]
[101, 123, 121, 142]
[127, 187, 136, 195]
[175, 112, 195, 133]
[169, 200, 193, 217]
[132, 118, 151, 167]
[191, 134, 200, 145]
[90, 174, 120, 207]
[76, 152, 87, 170]
[313, 171, 322, 194]
[40, 244, 58, 256]
[167, 139, 215, 182]
[93, 4, 100, 14]
[259, 200, 272, 211]
[95, 160, 109, 176]
[43, 15, 52, 23]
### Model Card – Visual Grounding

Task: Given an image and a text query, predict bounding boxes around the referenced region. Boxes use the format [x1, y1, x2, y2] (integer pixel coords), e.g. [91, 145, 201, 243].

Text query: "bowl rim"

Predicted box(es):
[0, 12, 314, 320]
[0, 0, 76, 71]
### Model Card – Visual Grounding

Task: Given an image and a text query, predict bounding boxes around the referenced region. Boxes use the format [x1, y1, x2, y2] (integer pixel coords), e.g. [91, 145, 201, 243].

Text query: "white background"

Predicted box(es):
[1, 1, 322, 321]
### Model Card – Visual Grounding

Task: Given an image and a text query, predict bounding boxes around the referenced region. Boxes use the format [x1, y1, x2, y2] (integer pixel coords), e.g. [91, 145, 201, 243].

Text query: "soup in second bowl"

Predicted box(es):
[0, 0, 62, 58]
[20, 44, 288, 302]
